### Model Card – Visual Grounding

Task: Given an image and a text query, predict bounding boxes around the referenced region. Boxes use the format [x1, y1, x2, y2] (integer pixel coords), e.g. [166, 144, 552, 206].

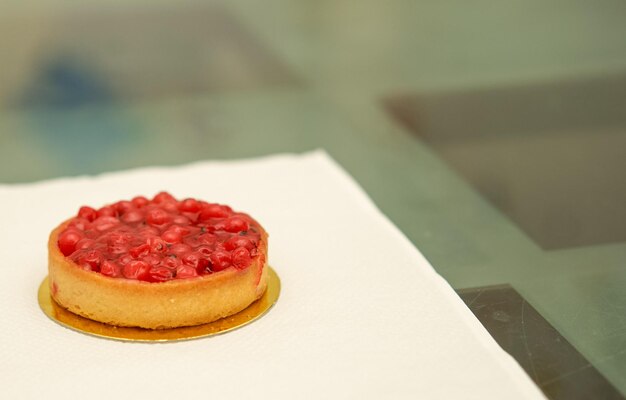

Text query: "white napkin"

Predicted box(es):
[0, 150, 544, 399]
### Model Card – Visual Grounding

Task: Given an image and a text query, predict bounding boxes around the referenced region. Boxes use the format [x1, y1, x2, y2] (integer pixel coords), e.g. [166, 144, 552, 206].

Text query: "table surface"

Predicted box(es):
[1, 1, 625, 398]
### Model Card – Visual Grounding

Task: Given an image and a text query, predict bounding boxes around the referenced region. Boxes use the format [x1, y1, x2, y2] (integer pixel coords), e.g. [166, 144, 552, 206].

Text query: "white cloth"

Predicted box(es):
[0, 150, 544, 399]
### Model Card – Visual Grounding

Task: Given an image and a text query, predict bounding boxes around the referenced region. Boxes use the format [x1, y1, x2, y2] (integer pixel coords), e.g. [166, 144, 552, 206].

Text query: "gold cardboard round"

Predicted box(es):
[38, 267, 280, 342]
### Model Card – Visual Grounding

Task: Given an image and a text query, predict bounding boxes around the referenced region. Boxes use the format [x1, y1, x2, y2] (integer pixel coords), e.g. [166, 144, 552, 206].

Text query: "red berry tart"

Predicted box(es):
[48, 192, 268, 329]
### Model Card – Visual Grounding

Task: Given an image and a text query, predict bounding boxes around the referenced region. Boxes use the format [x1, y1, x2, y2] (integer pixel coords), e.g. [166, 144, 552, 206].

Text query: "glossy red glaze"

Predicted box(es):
[58, 192, 262, 281]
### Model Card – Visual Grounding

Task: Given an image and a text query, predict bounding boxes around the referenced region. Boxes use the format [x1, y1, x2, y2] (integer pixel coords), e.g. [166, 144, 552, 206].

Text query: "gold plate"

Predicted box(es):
[38, 267, 280, 342]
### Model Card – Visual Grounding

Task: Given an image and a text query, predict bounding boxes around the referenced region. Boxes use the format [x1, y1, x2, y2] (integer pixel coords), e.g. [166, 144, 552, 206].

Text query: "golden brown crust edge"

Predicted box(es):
[48, 221, 268, 329]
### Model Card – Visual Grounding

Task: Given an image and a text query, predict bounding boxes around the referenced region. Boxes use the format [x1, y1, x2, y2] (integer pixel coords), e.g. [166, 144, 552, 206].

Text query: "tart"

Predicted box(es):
[48, 192, 268, 329]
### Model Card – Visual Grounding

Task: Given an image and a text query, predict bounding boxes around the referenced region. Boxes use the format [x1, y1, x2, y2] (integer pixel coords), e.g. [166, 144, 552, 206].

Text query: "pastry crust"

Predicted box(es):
[48, 221, 268, 329]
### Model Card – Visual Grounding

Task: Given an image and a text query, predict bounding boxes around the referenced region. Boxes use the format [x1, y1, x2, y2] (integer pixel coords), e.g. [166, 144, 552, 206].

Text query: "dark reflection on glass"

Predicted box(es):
[385, 74, 626, 249]
[457, 284, 624, 400]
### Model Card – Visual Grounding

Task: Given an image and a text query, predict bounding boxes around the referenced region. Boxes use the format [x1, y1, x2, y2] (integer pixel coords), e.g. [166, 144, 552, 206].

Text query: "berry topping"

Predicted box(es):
[123, 260, 150, 280]
[224, 217, 249, 233]
[114, 201, 133, 214]
[93, 216, 120, 232]
[129, 243, 150, 259]
[209, 251, 232, 272]
[68, 217, 90, 231]
[76, 238, 96, 251]
[169, 243, 192, 255]
[199, 204, 230, 220]
[57, 192, 264, 282]
[148, 266, 174, 282]
[100, 260, 120, 277]
[131, 196, 149, 208]
[153, 191, 176, 204]
[97, 206, 116, 218]
[175, 265, 198, 279]
[121, 210, 143, 223]
[77, 250, 103, 271]
[142, 254, 162, 266]
[161, 229, 183, 244]
[224, 236, 254, 251]
[173, 215, 192, 225]
[146, 236, 168, 253]
[146, 209, 170, 226]
[232, 247, 252, 270]
[78, 206, 97, 222]
[58, 229, 83, 256]
[179, 198, 201, 213]
[181, 252, 206, 270]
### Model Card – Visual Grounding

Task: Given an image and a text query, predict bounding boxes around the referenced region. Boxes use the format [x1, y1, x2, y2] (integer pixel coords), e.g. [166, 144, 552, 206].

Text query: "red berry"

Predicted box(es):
[169, 243, 192, 255]
[136, 226, 160, 239]
[107, 230, 133, 245]
[131, 196, 149, 208]
[142, 253, 162, 266]
[147, 266, 174, 282]
[100, 261, 120, 277]
[68, 217, 91, 231]
[168, 224, 191, 236]
[181, 252, 201, 268]
[161, 256, 181, 269]
[197, 233, 217, 245]
[114, 200, 133, 215]
[181, 252, 210, 274]
[75, 238, 95, 251]
[161, 201, 179, 214]
[97, 206, 116, 218]
[117, 254, 133, 265]
[210, 221, 226, 232]
[58, 230, 83, 256]
[209, 251, 232, 272]
[232, 247, 251, 269]
[129, 243, 150, 258]
[199, 204, 230, 220]
[183, 252, 210, 273]
[175, 265, 198, 279]
[197, 257, 210, 273]
[182, 212, 199, 223]
[147, 236, 168, 253]
[172, 215, 191, 225]
[224, 236, 254, 251]
[196, 245, 213, 257]
[78, 250, 103, 271]
[146, 209, 170, 226]
[107, 242, 128, 255]
[121, 210, 143, 223]
[153, 191, 176, 204]
[123, 260, 150, 279]
[93, 216, 120, 232]
[224, 217, 249, 233]
[78, 206, 97, 222]
[179, 198, 201, 212]
[161, 229, 182, 244]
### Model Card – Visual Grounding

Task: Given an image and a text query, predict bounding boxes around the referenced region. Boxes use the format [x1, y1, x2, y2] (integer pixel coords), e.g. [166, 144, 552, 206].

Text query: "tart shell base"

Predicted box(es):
[38, 267, 280, 342]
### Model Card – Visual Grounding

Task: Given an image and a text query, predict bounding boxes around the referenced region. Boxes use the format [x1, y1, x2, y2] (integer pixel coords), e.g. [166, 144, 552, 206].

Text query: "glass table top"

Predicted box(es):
[1, 1, 625, 398]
